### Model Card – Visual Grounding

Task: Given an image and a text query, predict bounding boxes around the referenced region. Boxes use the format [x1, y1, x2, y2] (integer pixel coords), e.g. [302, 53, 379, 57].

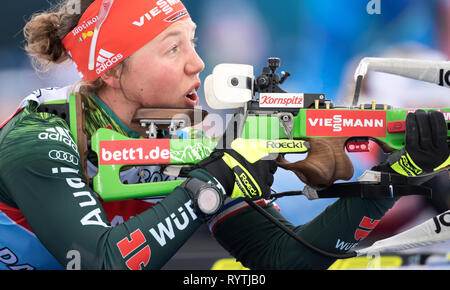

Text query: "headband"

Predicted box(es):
[62, 0, 190, 81]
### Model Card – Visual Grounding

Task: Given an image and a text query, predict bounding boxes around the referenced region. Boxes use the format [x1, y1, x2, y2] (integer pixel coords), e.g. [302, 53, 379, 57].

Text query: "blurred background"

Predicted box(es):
[1, 0, 449, 269]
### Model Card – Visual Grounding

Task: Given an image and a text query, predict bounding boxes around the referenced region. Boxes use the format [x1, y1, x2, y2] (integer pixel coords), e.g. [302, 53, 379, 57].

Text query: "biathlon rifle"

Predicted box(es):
[81, 57, 449, 202]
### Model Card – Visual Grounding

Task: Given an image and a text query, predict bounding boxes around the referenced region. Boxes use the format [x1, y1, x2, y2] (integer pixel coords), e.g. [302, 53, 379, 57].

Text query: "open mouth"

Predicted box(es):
[184, 86, 200, 107]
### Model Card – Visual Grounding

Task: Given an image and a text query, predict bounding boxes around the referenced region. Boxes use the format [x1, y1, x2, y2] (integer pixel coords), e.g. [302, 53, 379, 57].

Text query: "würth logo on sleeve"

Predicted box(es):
[117, 229, 151, 270]
[95, 49, 123, 75]
[306, 110, 386, 137]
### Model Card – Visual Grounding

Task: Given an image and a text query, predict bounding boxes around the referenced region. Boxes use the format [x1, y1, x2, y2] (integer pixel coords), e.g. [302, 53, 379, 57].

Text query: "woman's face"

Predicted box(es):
[118, 18, 204, 108]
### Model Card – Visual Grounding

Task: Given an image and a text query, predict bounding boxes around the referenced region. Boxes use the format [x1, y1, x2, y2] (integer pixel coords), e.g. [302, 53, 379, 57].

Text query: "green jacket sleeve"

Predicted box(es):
[210, 196, 398, 270]
[0, 112, 202, 270]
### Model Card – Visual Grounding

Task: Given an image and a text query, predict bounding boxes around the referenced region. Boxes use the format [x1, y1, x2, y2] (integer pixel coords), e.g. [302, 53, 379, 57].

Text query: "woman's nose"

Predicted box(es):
[185, 48, 205, 75]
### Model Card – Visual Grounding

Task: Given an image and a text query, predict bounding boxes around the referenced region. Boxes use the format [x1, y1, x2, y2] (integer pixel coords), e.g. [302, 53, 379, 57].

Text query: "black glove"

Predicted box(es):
[196, 148, 278, 200]
[388, 110, 449, 176]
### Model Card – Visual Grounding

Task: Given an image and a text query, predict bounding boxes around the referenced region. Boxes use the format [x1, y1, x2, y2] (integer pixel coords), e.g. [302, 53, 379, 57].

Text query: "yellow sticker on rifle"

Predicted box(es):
[230, 139, 309, 163]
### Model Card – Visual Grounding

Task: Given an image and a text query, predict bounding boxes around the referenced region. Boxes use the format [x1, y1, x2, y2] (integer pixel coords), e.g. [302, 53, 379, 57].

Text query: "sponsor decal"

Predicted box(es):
[266, 140, 305, 150]
[238, 172, 257, 196]
[233, 166, 258, 197]
[38, 126, 79, 154]
[132, 0, 183, 27]
[77, 30, 94, 43]
[306, 110, 386, 137]
[48, 150, 79, 166]
[439, 69, 450, 87]
[0, 247, 35, 270]
[398, 154, 422, 176]
[116, 200, 198, 270]
[170, 143, 213, 163]
[164, 9, 188, 23]
[335, 239, 359, 251]
[71, 16, 99, 36]
[433, 211, 450, 234]
[148, 200, 197, 247]
[95, 49, 123, 75]
[99, 139, 170, 165]
[336, 216, 380, 251]
[52, 166, 109, 228]
[354, 216, 379, 241]
[259, 93, 304, 108]
[117, 229, 151, 270]
[66, 250, 81, 270]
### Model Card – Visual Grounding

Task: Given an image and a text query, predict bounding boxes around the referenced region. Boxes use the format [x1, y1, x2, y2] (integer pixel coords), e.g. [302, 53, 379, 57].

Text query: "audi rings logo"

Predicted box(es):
[49, 150, 79, 166]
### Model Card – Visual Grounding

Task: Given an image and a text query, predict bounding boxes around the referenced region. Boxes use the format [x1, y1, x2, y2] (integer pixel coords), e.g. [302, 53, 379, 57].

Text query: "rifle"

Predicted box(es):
[78, 57, 450, 260]
[84, 57, 449, 202]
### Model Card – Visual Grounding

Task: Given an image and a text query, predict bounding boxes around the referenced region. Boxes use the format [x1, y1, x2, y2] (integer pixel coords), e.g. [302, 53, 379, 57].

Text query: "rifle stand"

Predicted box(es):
[132, 108, 208, 139]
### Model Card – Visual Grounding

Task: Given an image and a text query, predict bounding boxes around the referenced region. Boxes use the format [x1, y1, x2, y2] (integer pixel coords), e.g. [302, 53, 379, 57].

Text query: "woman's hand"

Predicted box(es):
[390, 110, 449, 176]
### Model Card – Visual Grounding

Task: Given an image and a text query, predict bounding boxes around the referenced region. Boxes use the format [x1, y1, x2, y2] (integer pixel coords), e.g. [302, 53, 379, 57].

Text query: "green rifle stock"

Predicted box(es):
[79, 57, 450, 201]
[87, 104, 449, 201]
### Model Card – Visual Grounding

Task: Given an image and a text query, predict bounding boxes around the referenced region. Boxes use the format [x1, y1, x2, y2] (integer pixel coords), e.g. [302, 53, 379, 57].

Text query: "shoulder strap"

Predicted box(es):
[71, 93, 89, 183]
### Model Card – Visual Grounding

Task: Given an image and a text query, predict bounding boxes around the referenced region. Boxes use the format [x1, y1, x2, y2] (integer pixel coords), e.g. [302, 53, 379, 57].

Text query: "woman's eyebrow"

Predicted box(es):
[160, 22, 197, 42]
[161, 30, 184, 41]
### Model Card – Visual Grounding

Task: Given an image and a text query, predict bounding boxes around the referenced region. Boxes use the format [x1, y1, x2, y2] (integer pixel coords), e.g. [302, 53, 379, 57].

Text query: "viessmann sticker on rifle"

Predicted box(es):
[99, 139, 170, 165]
[259, 93, 304, 108]
[306, 110, 387, 137]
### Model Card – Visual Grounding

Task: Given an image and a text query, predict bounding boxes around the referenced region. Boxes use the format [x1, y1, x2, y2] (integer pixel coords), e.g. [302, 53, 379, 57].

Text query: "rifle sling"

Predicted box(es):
[316, 169, 444, 199]
[316, 183, 432, 199]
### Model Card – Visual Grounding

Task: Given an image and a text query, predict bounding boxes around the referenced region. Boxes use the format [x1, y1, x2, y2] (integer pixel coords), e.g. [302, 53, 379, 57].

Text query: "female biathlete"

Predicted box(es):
[0, 0, 447, 270]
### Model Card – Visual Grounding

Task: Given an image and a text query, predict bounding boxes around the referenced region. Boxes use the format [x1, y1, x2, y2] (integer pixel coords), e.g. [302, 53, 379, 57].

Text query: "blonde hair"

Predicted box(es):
[23, 0, 106, 95]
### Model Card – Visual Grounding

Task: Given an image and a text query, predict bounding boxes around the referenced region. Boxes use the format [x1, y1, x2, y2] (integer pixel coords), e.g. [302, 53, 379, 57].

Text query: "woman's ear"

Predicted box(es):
[100, 65, 123, 89]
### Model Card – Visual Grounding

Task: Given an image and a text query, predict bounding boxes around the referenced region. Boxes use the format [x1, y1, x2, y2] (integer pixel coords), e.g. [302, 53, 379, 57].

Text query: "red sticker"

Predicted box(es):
[387, 120, 406, 133]
[306, 110, 386, 137]
[117, 229, 151, 270]
[99, 139, 170, 165]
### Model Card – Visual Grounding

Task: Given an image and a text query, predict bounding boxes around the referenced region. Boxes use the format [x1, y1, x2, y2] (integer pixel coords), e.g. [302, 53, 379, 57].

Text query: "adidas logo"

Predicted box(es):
[95, 49, 123, 75]
[38, 126, 79, 154]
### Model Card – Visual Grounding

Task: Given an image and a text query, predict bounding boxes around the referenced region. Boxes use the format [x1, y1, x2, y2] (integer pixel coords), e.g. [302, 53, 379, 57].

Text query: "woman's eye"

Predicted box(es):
[168, 45, 179, 54]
